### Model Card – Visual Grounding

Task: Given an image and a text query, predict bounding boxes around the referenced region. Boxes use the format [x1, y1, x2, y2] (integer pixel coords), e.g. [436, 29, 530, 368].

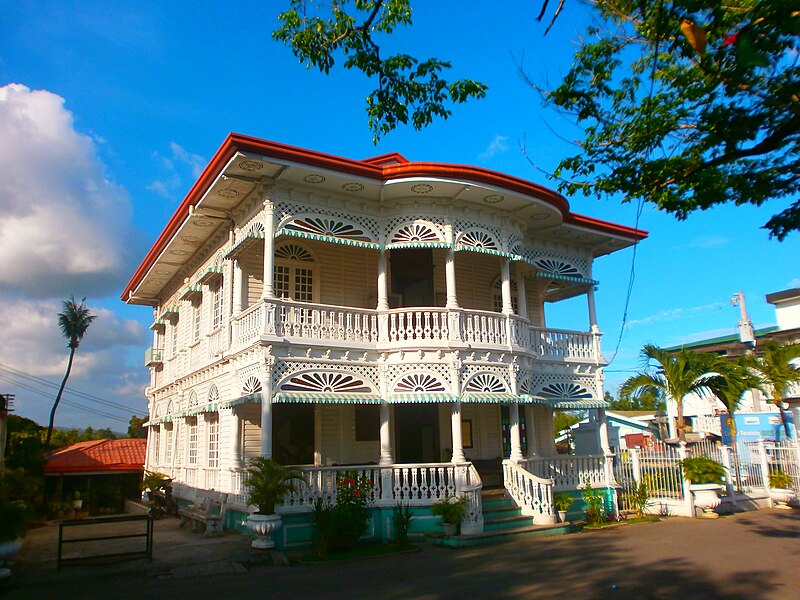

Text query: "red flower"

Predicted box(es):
[723, 32, 738, 47]
[354, 491, 361, 497]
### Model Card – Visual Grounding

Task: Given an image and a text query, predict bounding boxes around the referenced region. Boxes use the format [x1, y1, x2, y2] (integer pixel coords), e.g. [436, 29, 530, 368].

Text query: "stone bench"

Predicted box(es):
[178, 491, 228, 537]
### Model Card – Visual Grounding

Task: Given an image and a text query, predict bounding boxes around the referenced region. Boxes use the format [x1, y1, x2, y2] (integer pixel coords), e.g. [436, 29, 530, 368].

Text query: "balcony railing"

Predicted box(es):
[144, 347, 163, 367]
[152, 299, 603, 386]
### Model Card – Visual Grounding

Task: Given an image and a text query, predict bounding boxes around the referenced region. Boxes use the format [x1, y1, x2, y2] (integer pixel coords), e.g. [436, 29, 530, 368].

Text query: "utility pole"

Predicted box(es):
[731, 291, 756, 349]
[0, 394, 13, 472]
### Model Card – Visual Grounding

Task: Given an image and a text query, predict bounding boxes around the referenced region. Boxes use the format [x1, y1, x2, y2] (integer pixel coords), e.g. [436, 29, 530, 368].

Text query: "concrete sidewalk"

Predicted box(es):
[7, 509, 800, 599]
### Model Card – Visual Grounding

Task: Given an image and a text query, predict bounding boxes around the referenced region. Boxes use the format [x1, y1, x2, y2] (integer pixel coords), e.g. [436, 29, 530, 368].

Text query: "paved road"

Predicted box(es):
[7, 509, 800, 599]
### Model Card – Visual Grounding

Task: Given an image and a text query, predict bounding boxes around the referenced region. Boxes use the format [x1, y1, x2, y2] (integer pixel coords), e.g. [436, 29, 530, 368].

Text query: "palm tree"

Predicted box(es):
[46, 296, 97, 445]
[751, 340, 800, 439]
[620, 344, 717, 442]
[706, 355, 764, 489]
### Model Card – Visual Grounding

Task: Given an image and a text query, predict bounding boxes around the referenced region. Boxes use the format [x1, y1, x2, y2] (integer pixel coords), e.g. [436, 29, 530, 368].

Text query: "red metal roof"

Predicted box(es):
[44, 439, 146, 475]
[121, 133, 648, 301]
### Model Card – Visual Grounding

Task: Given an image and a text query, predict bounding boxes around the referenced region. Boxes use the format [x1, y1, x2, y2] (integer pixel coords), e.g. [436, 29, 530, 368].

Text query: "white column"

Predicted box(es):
[524, 404, 537, 458]
[509, 403, 523, 462]
[451, 403, 466, 463]
[596, 408, 612, 454]
[500, 259, 513, 315]
[379, 402, 393, 466]
[444, 223, 458, 309]
[232, 259, 243, 315]
[260, 377, 274, 458]
[587, 286, 599, 332]
[377, 250, 389, 310]
[667, 399, 678, 439]
[260, 200, 276, 300]
[516, 264, 528, 319]
[231, 411, 244, 468]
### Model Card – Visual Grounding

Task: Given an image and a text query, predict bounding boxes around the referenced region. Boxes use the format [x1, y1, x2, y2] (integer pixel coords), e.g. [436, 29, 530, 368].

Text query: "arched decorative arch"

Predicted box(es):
[463, 372, 508, 393]
[165, 399, 174, 415]
[275, 242, 315, 262]
[392, 372, 447, 393]
[278, 371, 375, 394]
[208, 383, 220, 404]
[242, 376, 262, 395]
[278, 214, 379, 247]
[456, 229, 500, 251]
[538, 382, 593, 401]
[187, 390, 199, 408]
[386, 220, 447, 249]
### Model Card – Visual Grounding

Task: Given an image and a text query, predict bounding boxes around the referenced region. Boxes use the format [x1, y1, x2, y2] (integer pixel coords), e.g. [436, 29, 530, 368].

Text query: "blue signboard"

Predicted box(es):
[720, 412, 795, 445]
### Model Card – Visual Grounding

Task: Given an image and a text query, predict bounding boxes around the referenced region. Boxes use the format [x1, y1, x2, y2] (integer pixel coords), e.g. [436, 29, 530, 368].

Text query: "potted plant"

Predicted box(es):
[553, 493, 574, 523]
[0, 500, 28, 577]
[768, 470, 796, 509]
[72, 490, 83, 510]
[681, 456, 725, 518]
[244, 457, 304, 549]
[430, 493, 468, 536]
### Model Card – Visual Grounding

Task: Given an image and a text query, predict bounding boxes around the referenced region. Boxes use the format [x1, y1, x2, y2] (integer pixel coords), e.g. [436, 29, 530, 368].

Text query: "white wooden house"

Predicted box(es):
[122, 134, 646, 545]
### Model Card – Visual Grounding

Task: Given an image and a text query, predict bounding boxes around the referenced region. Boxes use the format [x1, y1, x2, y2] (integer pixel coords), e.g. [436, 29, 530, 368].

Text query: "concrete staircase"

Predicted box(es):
[425, 489, 571, 548]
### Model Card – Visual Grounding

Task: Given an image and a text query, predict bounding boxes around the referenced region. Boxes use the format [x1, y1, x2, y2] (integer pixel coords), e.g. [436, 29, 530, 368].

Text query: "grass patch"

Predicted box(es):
[297, 542, 419, 563]
[583, 516, 661, 530]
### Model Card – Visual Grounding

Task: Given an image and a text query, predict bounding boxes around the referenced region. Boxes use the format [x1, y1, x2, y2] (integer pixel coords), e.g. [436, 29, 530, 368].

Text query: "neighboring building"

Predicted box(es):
[665, 287, 800, 441]
[122, 134, 645, 543]
[44, 438, 147, 513]
[558, 410, 658, 451]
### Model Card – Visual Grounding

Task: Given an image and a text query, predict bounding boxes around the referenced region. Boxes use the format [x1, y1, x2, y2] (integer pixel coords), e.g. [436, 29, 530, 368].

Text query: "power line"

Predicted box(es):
[0, 373, 132, 424]
[0, 362, 144, 415]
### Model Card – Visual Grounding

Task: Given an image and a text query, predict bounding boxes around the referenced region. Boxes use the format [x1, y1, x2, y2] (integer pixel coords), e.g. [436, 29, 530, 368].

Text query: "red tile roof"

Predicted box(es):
[44, 439, 146, 475]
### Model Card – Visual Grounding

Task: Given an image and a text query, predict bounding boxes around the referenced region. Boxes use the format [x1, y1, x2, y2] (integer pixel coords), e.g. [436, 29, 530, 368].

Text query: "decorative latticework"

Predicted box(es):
[533, 258, 581, 278]
[387, 362, 451, 390]
[389, 222, 445, 245]
[393, 373, 447, 393]
[275, 243, 314, 261]
[273, 360, 379, 390]
[208, 383, 220, 404]
[519, 246, 589, 277]
[280, 371, 372, 393]
[243, 376, 262, 395]
[457, 229, 499, 250]
[464, 373, 508, 393]
[539, 382, 593, 400]
[187, 390, 199, 408]
[283, 215, 375, 242]
[276, 203, 380, 240]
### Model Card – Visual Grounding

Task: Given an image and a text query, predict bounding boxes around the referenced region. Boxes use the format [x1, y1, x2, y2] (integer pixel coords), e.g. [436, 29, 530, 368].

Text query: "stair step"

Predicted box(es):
[484, 514, 531, 531]
[425, 522, 572, 548]
[482, 505, 521, 518]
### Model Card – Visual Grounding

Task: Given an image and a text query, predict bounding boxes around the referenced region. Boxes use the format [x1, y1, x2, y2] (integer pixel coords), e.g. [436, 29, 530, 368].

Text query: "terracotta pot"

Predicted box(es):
[246, 513, 282, 549]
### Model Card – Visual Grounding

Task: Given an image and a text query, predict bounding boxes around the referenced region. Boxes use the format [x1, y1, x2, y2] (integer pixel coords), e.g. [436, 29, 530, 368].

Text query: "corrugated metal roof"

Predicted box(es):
[44, 438, 146, 475]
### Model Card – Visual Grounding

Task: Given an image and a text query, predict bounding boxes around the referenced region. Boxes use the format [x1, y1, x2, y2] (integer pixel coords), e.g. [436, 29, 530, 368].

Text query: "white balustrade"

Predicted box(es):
[233, 302, 265, 348]
[184, 466, 197, 487]
[460, 463, 484, 534]
[522, 455, 607, 490]
[208, 326, 228, 358]
[502, 459, 555, 523]
[529, 327, 595, 360]
[461, 310, 507, 345]
[280, 302, 379, 343]
[229, 468, 248, 507]
[387, 309, 449, 342]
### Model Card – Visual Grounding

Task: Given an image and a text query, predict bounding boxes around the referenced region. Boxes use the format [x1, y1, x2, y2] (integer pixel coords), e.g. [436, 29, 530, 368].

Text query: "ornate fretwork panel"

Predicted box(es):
[386, 362, 451, 391]
[281, 214, 375, 243]
[242, 376, 262, 395]
[528, 374, 599, 399]
[276, 203, 380, 241]
[278, 371, 374, 393]
[187, 390, 199, 409]
[456, 228, 500, 251]
[460, 364, 510, 392]
[275, 243, 314, 261]
[519, 246, 590, 278]
[539, 382, 593, 401]
[207, 384, 220, 404]
[385, 217, 446, 246]
[392, 372, 447, 393]
[273, 360, 379, 391]
[463, 372, 508, 393]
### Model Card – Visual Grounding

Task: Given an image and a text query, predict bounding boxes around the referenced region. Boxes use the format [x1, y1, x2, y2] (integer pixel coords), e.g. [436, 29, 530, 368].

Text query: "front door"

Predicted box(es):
[272, 404, 315, 465]
[390, 248, 435, 307]
[395, 404, 440, 463]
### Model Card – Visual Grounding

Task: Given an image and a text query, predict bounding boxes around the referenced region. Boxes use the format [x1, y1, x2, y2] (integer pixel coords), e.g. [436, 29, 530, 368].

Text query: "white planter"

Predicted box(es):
[690, 484, 723, 518]
[0, 539, 22, 564]
[441, 522, 458, 536]
[558, 511, 567, 523]
[72, 500, 83, 510]
[769, 488, 796, 509]
[246, 513, 282, 549]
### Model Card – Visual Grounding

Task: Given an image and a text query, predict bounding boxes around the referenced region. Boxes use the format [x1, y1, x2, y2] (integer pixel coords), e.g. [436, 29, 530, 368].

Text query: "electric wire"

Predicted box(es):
[0, 373, 132, 424]
[0, 362, 144, 415]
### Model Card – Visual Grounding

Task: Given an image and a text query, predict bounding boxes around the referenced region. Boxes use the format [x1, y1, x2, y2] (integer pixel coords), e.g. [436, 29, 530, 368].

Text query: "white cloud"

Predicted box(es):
[148, 142, 206, 200]
[686, 235, 730, 249]
[0, 297, 149, 429]
[785, 278, 800, 289]
[626, 302, 728, 329]
[479, 135, 509, 160]
[0, 84, 134, 297]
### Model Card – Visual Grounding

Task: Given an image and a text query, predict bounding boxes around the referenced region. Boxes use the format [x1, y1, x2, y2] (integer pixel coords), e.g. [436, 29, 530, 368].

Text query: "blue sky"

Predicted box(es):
[1, 1, 798, 431]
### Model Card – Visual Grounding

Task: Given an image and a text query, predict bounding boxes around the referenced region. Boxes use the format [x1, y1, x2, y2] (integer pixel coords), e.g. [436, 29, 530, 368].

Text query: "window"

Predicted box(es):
[492, 278, 519, 314]
[193, 302, 202, 343]
[207, 415, 219, 468]
[274, 243, 316, 302]
[164, 425, 173, 464]
[152, 427, 160, 464]
[171, 321, 179, 356]
[187, 419, 198, 465]
[212, 284, 224, 330]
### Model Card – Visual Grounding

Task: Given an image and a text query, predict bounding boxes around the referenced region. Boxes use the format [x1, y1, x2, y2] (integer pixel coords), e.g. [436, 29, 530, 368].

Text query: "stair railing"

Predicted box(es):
[502, 459, 557, 524]
[459, 463, 484, 535]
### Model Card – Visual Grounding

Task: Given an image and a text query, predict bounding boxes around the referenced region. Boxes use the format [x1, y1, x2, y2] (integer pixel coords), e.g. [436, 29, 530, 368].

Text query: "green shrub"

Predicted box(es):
[622, 481, 651, 518]
[0, 501, 29, 542]
[312, 471, 372, 554]
[245, 457, 303, 514]
[392, 503, 414, 545]
[680, 457, 726, 485]
[769, 469, 793, 489]
[582, 483, 608, 525]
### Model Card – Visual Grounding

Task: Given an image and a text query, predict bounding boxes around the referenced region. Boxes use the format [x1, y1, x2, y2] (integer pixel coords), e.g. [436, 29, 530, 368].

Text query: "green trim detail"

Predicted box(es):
[385, 241, 452, 250]
[273, 391, 382, 404]
[387, 393, 456, 404]
[453, 244, 519, 259]
[276, 228, 382, 250]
